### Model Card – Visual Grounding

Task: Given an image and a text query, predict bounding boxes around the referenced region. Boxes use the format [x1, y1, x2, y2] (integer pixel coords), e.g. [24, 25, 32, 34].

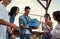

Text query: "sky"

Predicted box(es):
[6, 0, 60, 31]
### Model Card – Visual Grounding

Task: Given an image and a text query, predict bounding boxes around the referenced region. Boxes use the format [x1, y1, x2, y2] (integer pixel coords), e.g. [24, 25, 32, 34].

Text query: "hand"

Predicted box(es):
[12, 24, 19, 30]
[29, 28, 32, 30]
[20, 26, 26, 29]
[41, 21, 45, 24]
[11, 35, 16, 39]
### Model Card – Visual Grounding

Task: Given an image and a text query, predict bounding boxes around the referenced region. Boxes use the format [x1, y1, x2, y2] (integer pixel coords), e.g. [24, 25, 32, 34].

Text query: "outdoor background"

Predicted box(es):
[6, 0, 60, 31]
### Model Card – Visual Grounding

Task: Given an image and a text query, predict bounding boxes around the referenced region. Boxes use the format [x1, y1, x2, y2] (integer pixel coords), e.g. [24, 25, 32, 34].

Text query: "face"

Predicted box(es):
[15, 8, 19, 15]
[44, 16, 49, 20]
[3, 0, 11, 5]
[25, 9, 30, 15]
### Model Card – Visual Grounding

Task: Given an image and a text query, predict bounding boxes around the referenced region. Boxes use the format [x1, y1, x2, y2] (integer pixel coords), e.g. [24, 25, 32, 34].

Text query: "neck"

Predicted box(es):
[2, 2, 7, 7]
[25, 13, 28, 16]
[58, 21, 60, 25]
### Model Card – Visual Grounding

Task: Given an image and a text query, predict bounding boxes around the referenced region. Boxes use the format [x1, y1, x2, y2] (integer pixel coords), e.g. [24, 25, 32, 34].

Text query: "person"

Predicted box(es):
[42, 13, 53, 39]
[19, 6, 31, 39]
[0, 0, 18, 39]
[51, 11, 60, 39]
[7, 6, 19, 39]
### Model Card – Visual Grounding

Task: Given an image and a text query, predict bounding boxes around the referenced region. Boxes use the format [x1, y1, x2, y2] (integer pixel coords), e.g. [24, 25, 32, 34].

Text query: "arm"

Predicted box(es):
[7, 26, 16, 39]
[0, 9, 18, 30]
[7, 26, 13, 34]
[46, 25, 51, 31]
[19, 17, 26, 29]
[0, 19, 18, 30]
[48, 22, 53, 30]
[46, 21, 53, 31]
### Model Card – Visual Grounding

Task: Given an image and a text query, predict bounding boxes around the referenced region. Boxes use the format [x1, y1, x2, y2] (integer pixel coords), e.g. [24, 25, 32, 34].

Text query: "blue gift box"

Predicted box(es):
[28, 19, 40, 29]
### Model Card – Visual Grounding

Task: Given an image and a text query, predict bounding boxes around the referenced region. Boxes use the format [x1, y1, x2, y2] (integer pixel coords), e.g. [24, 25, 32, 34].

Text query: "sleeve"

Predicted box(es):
[0, 9, 4, 19]
[19, 17, 24, 26]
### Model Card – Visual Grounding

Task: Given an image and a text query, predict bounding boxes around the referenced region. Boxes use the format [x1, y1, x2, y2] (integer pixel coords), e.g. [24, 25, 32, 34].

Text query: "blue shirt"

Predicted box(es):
[19, 14, 31, 34]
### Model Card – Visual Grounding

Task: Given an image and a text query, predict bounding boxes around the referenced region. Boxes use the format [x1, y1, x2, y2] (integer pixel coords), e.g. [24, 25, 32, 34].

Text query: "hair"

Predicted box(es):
[53, 11, 60, 21]
[25, 6, 31, 10]
[44, 13, 51, 20]
[0, 0, 2, 2]
[8, 6, 19, 16]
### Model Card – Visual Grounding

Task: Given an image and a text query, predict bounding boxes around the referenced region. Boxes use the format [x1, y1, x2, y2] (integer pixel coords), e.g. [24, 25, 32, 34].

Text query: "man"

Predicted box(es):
[19, 6, 31, 39]
[51, 11, 60, 39]
[0, 0, 18, 39]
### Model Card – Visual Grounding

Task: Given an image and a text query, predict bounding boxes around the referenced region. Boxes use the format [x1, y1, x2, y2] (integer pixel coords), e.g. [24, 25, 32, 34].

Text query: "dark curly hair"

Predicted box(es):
[53, 11, 60, 21]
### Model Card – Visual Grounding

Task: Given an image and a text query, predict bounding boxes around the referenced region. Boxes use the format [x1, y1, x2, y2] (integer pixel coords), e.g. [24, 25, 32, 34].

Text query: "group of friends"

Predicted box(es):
[0, 0, 60, 39]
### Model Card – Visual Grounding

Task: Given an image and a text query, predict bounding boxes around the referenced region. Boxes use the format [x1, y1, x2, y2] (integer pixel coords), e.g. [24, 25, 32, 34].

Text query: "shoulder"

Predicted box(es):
[19, 15, 23, 18]
[0, 4, 2, 11]
[19, 15, 25, 20]
[0, 3, 4, 10]
[0, 4, 3, 14]
[0, 3, 2, 8]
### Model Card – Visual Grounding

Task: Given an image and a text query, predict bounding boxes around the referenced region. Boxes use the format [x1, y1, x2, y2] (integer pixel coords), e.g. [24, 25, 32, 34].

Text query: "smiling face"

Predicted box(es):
[25, 9, 30, 15]
[24, 6, 31, 15]
[15, 8, 19, 15]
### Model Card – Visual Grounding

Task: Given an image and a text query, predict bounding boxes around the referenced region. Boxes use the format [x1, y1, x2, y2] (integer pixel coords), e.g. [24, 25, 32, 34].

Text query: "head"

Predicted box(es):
[44, 13, 51, 21]
[53, 11, 60, 22]
[8, 6, 19, 16]
[2, 0, 11, 5]
[24, 6, 31, 15]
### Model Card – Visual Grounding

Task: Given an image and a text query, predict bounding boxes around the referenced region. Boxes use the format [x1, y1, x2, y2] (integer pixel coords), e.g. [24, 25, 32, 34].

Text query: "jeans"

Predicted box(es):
[42, 32, 51, 39]
[20, 34, 30, 39]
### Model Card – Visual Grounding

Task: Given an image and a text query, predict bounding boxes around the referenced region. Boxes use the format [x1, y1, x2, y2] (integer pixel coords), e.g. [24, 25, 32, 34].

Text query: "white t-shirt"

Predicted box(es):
[25, 25, 30, 34]
[51, 24, 60, 38]
[0, 3, 9, 39]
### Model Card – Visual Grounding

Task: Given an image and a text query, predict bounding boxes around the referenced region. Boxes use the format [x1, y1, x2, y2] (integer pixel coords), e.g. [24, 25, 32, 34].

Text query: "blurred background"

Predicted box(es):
[6, 0, 60, 33]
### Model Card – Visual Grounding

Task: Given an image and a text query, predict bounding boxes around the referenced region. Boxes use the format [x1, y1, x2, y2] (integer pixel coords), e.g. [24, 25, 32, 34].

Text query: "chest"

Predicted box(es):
[1, 8, 9, 21]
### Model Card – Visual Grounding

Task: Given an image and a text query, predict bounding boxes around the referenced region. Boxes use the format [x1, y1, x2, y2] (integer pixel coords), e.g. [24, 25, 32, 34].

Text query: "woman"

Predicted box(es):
[0, 0, 18, 39]
[42, 13, 53, 39]
[51, 11, 60, 39]
[8, 6, 19, 39]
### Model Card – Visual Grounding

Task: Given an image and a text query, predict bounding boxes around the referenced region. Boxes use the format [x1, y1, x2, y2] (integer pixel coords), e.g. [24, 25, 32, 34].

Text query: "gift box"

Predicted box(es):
[28, 19, 40, 29]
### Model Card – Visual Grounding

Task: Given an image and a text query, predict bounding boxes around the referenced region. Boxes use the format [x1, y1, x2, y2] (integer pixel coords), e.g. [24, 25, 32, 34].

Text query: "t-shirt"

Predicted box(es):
[0, 3, 9, 39]
[51, 24, 60, 38]
[19, 14, 30, 34]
